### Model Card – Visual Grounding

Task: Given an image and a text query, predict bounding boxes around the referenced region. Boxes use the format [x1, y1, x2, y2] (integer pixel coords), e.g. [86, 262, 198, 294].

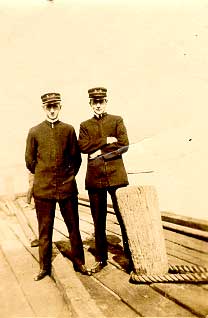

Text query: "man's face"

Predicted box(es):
[43, 102, 61, 120]
[90, 99, 107, 116]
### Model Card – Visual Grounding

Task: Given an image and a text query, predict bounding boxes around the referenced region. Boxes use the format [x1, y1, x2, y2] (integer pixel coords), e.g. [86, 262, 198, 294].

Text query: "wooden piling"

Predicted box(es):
[116, 185, 169, 275]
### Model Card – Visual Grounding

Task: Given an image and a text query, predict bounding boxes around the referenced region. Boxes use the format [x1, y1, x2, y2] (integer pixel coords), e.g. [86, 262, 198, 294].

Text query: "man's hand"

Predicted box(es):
[89, 149, 102, 159]
[107, 137, 117, 144]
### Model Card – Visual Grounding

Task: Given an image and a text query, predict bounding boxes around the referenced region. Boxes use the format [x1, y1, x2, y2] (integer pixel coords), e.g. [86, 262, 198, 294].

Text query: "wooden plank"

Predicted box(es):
[81, 222, 205, 272]
[56, 206, 91, 235]
[78, 202, 123, 241]
[49, 205, 86, 242]
[1, 238, 72, 317]
[79, 218, 94, 234]
[166, 240, 208, 267]
[79, 206, 124, 239]
[53, 215, 76, 242]
[79, 193, 114, 209]
[80, 206, 203, 268]
[1, 198, 15, 216]
[85, 233, 207, 316]
[17, 197, 32, 209]
[54, 216, 69, 237]
[53, 254, 104, 318]
[78, 267, 138, 317]
[16, 198, 38, 235]
[162, 211, 208, 232]
[84, 226, 195, 271]
[167, 254, 194, 266]
[90, 260, 195, 317]
[164, 229, 208, 254]
[0, 218, 16, 241]
[53, 227, 69, 242]
[163, 221, 208, 241]
[55, 237, 196, 317]
[56, 239, 138, 317]
[152, 283, 208, 317]
[79, 195, 208, 238]
[27, 243, 60, 270]
[78, 206, 208, 269]
[79, 215, 127, 258]
[8, 221, 30, 247]
[17, 198, 66, 243]
[73, 216, 207, 317]
[79, 203, 118, 224]
[0, 248, 34, 317]
[78, 206, 208, 316]
[11, 200, 37, 243]
[0, 199, 11, 216]
[0, 216, 71, 317]
[79, 206, 207, 272]
[21, 207, 38, 237]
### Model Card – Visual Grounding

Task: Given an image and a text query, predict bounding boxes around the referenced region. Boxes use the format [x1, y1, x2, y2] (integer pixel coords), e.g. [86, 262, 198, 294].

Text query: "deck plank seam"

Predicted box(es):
[0, 227, 37, 316]
[151, 284, 206, 317]
[164, 238, 208, 255]
[89, 273, 143, 317]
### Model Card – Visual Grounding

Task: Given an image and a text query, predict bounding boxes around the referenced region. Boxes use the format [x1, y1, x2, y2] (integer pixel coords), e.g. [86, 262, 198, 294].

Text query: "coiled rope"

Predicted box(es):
[130, 264, 208, 284]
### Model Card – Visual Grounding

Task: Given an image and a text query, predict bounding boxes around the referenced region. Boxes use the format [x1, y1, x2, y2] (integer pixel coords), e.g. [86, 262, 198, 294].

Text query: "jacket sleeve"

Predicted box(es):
[25, 129, 37, 174]
[78, 123, 107, 154]
[69, 128, 82, 176]
[102, 117, 129, 160]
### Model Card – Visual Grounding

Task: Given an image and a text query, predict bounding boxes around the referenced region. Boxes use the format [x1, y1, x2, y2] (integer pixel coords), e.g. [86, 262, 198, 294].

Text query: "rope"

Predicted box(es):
[130, 264, 208, 284]
[168, 264, 208, 274]
[130, 271, 208, 284]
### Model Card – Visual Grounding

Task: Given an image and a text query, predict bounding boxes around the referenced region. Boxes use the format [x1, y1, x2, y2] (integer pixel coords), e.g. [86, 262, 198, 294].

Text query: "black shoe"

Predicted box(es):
[31, 239, 39, 247]
[126, 260, 134, 274]
[91, 261, 107, 273]
[34, 270, 50, 281]
[73, 263, 92, 276]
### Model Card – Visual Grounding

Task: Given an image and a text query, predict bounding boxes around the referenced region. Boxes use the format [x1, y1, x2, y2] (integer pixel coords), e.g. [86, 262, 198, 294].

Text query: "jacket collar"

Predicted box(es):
[44, 119, 60, 127]
[93, 112, 107, 120]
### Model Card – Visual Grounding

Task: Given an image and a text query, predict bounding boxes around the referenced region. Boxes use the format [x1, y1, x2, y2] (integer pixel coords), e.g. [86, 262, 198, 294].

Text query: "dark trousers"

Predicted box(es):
[88, 187, 131, 262]
[34, 195, 85, 271]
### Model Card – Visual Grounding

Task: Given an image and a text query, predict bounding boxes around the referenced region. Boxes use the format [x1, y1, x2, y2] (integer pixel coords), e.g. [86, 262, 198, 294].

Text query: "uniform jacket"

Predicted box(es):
[78, 113, 129, 189]
[25, 120, 81, 199]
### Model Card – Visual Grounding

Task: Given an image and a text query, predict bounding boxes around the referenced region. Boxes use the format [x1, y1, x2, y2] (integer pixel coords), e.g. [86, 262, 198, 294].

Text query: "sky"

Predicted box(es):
[1, 1, 207, 139]
[0, 0, 208, 218]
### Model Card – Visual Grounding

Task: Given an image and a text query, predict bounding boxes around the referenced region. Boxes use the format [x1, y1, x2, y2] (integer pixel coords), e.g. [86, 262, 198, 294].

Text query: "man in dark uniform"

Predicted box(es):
[78, 87, 132, 273]
[25, 92, 91, 281]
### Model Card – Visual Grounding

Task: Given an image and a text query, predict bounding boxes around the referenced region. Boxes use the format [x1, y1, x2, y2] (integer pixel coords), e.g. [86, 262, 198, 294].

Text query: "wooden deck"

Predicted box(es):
[1, 194, 208, 317]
